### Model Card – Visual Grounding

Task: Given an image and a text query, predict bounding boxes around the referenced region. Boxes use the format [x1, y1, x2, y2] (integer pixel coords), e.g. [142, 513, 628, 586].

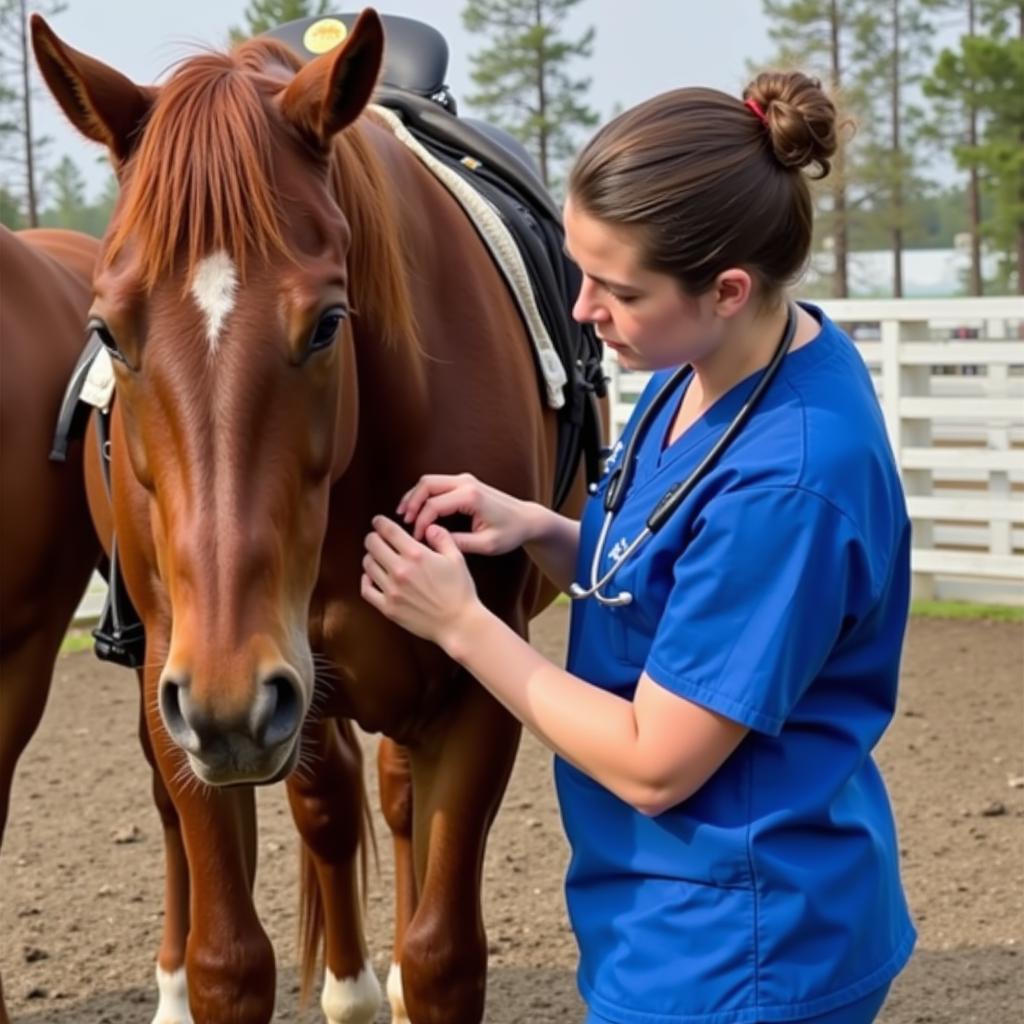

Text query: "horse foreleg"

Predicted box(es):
[378, 737, 417, 1024]
[0, 623, 65, 1024]
[135, 674, 194, 1024]
[145, 695, 274, 1024]
[402, 684, 522, 1024]
[286, 717, 380, 1024]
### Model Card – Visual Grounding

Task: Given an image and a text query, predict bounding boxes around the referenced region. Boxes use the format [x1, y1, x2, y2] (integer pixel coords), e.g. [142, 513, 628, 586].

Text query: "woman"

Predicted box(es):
[362, 70, 916, 1024]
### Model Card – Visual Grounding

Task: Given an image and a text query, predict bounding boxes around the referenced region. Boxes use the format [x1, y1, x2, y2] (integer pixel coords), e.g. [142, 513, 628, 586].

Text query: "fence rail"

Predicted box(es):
[73, 299, 1023, 624]
[603, 296, 1024, 606]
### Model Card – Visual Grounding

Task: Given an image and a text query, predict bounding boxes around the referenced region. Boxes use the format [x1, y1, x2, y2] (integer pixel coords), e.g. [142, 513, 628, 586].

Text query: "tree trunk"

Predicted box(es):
[19, 0, 37, 227]
[891, 0, 904, 298]
[1017, 2, 1023, 295]
[966, 0, 983, 294]
[534, 0, 549, 188]
[830, 0, 849, 297]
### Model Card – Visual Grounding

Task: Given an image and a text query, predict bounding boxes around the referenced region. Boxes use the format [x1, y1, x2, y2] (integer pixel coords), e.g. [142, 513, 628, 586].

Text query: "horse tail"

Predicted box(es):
[297, 717, 379, 1007]
[297, 839, 323, 1008]
[349, 718, 380, 902]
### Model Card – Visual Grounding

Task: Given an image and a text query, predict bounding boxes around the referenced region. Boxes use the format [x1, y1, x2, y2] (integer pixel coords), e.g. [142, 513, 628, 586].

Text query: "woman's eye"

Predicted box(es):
[308, 308, 348, 353]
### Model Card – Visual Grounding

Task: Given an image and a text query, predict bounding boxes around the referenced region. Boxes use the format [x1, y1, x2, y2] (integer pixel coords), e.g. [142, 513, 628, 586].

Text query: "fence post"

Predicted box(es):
[985, 317, 1013, 561]
[891, 316, 935, 600]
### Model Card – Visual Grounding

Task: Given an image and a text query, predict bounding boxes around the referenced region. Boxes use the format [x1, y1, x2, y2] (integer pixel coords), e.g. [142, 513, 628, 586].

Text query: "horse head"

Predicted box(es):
[32, 9, 402, 786]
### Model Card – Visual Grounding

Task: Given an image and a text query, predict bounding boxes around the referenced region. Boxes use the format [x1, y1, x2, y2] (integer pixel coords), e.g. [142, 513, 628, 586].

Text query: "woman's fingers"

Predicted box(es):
[411, 488, 474, 541]
[398, 473, 474, 521]
[362, 552, 390, 592]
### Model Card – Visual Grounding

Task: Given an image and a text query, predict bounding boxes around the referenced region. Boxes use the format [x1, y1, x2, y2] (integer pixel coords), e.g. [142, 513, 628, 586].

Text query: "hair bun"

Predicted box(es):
[744, 71, 838, 179]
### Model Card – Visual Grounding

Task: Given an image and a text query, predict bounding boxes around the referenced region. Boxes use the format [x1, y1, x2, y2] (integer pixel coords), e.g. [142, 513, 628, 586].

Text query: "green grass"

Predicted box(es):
[910, 599, 1024, 622]
[60, 628, 97, 655]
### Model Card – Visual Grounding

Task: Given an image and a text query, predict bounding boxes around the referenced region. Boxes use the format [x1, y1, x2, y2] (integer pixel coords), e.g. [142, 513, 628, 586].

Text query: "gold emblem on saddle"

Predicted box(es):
[303, 18, 348, 54]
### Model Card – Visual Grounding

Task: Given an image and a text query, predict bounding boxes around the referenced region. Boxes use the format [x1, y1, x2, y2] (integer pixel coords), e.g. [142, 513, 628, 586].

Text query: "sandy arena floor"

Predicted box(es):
[1, 605, 1021, 1023]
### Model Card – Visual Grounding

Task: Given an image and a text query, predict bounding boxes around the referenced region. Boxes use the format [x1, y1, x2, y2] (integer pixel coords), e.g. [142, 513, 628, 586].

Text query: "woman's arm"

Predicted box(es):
[520, 502, 581, 594]
[362, 516, 747, 816]
[444, 600, 747, 815]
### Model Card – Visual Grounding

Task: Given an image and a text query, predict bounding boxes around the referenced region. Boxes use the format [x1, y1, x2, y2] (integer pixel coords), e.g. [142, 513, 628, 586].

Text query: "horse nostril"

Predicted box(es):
[159, 678, 201, 754]
[253, 671, 303, 748]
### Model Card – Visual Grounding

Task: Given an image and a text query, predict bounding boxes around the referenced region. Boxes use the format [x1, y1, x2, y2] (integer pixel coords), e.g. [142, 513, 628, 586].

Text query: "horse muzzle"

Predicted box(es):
[158, 666, 306, 785]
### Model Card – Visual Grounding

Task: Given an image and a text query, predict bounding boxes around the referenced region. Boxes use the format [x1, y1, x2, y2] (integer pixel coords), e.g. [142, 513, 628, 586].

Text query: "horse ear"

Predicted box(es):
[280, 8, 384, 145]
[30, 15, 154, 165]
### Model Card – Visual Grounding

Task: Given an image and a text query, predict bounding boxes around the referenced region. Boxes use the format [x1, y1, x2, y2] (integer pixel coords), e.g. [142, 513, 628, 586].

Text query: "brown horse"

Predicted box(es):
[0, 226, 100, 1022]
[33, 9, 582, 1023]
[0, 226, 218, 1024]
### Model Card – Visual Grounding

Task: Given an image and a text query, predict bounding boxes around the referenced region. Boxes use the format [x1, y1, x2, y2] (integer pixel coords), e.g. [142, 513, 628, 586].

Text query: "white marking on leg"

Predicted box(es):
[152, 964, 193, 1024]
[387, 962, 410, 1024]
[190, 250, 238, 354]
[321, 963, 382, 1024]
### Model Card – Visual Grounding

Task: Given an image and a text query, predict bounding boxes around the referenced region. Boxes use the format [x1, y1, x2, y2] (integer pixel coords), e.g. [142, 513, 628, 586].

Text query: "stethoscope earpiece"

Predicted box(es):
[571, 303, 799, 607]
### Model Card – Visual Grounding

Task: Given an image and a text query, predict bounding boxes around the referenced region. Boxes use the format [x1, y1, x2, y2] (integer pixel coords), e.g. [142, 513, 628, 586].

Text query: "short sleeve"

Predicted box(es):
[644, 486, 866, 735]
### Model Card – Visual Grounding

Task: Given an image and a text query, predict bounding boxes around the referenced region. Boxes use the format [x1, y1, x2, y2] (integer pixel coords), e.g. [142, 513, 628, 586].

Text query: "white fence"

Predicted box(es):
[73, 298, 1023, 626]
[603, 296, 1024, 605]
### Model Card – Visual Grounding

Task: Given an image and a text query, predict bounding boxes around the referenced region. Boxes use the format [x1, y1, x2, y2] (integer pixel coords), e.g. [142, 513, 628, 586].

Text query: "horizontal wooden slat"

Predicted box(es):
[911, 548, 1024, 580]
[824, 296, 1024, 321]
[906, 496, 1023, 521]
[895, 343, 1024, 365]
[934, 524, 1024, 548]
[902, 447, 1024, 472]
[901, 397, 1023, 419]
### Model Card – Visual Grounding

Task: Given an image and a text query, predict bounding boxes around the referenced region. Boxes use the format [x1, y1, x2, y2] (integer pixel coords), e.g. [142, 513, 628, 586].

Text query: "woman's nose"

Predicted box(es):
[572, 280, 608, 325]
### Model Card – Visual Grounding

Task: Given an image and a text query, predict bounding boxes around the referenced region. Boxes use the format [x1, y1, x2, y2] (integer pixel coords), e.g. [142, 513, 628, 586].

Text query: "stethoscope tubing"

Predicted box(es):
[570, 302, 799, 606]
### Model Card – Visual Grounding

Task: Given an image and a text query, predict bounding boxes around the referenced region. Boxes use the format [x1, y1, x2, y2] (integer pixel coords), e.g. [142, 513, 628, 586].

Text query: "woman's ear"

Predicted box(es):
[712, 269, 755, 319]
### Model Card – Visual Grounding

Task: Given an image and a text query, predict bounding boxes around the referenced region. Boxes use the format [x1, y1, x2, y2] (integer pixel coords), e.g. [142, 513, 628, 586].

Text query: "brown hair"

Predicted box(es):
[568, 70, 838, 298]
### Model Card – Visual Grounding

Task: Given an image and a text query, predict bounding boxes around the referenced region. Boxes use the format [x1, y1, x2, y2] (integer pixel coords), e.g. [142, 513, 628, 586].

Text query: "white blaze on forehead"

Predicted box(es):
[153, 964, 192, 1024]
[190, 250, 238, 353]
[321, 963, 382, 1024]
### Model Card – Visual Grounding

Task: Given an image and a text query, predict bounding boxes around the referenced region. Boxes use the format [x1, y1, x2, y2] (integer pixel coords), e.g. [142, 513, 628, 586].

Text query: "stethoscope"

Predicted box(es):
[569, 302, 799, 607]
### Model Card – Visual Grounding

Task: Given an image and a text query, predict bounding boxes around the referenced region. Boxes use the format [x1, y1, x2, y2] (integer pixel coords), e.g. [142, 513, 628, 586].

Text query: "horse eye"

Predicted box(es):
[307, 307, 348, 354]
[88, 317, 128, 365]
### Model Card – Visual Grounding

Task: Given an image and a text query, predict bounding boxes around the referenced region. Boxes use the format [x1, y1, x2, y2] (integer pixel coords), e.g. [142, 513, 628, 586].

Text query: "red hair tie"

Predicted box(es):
[745, 98, 769, 127]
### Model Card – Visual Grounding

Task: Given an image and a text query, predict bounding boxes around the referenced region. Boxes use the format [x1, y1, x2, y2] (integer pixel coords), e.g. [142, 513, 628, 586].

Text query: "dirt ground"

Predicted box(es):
[1, 605, 1021, 1024]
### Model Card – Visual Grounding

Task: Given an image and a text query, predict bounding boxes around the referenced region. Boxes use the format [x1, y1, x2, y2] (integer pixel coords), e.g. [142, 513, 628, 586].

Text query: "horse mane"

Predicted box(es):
[106, 38, 415, 349]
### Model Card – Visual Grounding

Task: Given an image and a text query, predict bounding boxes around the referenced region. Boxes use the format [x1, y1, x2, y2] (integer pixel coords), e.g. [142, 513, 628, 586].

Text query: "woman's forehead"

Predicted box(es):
[563, 197, 644, 273]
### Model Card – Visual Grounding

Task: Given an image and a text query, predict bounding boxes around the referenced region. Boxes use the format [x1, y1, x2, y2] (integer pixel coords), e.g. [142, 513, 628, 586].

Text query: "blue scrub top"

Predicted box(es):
[559, 307, 916, 1024]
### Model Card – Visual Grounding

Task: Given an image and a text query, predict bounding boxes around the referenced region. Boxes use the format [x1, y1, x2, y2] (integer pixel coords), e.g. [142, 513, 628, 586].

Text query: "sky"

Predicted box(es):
[28, 0, 780, 196]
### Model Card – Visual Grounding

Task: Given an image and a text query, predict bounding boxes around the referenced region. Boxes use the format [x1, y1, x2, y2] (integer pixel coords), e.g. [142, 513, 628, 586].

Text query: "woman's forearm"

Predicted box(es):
[521, 502, 581, 593]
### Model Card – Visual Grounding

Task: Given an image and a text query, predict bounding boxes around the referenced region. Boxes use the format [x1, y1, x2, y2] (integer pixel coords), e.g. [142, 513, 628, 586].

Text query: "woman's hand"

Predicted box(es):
[362, 515, 482, 650]
[397, 473, 535, 556]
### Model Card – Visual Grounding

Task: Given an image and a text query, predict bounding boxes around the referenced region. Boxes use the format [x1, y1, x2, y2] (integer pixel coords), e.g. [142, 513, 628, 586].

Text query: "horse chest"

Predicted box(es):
[313, 600, 465, 741]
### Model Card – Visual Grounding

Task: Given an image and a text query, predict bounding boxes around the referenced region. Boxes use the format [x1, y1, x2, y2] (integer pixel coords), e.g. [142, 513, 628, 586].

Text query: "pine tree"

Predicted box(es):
[924, 0, 1023, 292]
[850, 0, 934, 297]
[761, 0, 864, 297]
[0, 0, 66, 226]
[39, 154, 87, 230]
[462, 0, 598, 190]
[0, 183, 23, 227]
[230, 0, 330, 43]
[919, 1, 985, 292]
